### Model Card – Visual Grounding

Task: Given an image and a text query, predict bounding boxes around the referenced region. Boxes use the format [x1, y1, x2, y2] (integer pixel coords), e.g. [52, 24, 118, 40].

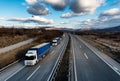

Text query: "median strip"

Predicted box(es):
[54, 37, 70, 81]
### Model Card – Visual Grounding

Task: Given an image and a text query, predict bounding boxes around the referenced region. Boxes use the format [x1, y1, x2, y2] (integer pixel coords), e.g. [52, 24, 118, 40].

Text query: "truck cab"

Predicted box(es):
[52, 37, 60, 46]
[52, 39, 58, 46]
[24, 50, 37, 65]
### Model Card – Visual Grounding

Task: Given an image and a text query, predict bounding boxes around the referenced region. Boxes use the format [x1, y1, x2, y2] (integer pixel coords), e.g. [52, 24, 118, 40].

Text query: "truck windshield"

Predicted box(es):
[52, 41, 57, 43]
[25, 56, 36, 60]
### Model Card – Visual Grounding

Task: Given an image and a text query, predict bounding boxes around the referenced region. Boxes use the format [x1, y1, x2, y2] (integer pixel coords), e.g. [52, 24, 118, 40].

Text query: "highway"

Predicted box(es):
[1, 33, 120, 81]
[70, 34, 120, 81]
[0, 34, 69, 81]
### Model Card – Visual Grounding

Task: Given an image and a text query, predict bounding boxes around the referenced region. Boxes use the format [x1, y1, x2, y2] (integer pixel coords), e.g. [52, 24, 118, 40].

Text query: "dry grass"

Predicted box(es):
[0, 35, 28, 48]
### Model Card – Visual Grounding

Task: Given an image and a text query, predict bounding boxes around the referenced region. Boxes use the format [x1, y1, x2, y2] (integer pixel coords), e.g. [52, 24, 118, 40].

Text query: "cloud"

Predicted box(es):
[44, 0, 68, 10]
[74, 11, 120, 28]
[27, 3, 49, 15]
[25, 0, 105, 17]
[61, 12, 73, 18]
[99, 15, 120, 27]
[7, 16, 55, 24]
[61, 12, 84, 18]
[0, 17, 5, 20]
[82, 19, 93, 25]
[70, 0, 104, 14]
[60, 22, 68, 24]
[97, 8, 120, 27]
[25, 0, 37, 5]
[100, 8, 120, 17]
[26, 0, 49, 16]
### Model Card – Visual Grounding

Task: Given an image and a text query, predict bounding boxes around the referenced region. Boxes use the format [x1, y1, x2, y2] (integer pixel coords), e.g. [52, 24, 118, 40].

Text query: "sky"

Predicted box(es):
[0, 0, 120, 29]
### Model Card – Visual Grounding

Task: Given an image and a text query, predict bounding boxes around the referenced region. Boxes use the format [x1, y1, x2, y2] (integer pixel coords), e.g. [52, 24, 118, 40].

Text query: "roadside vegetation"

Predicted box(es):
[0, 27, 63, 69]
[77, 32, 120, 63]
[0, 27, 41, 48]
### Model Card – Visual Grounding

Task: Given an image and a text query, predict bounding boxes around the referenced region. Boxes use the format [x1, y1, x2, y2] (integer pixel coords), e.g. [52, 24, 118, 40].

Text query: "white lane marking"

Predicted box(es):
[4, 66, 25, 81]
[113, 67, 118, 71]
[26, 65, 41, 80]
[79, 46, 81, 48]
[72, 42, 78, 81]
[84, 53, 88, 59]
[51, 51, 55, 54]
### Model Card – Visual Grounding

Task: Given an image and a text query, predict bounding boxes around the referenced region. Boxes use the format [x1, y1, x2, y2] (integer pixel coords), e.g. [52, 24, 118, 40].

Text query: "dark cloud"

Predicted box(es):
[44, 0, 68, 10]
[70, 0, 83, 13]
[27, 3, 49, 15]
[25, 0, 104, 17]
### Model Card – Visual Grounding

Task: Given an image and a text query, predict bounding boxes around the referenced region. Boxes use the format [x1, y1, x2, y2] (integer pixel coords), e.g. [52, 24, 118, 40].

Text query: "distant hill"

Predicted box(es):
[78, 26, 120, 32]
[94, 26, 120, 32]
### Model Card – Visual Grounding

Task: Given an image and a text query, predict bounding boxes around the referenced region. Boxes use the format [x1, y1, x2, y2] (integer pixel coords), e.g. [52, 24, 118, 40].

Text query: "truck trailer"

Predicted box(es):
[52, 37, 61, 46]
[24, 43, 51, 65]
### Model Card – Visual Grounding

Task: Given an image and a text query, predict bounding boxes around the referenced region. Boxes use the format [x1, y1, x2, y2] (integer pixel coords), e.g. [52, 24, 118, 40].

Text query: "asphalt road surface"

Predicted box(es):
[70, 34, 120, 81]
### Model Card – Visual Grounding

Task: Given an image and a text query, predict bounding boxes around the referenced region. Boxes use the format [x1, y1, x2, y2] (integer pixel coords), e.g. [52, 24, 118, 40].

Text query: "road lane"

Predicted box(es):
[70, 34, 120, 81]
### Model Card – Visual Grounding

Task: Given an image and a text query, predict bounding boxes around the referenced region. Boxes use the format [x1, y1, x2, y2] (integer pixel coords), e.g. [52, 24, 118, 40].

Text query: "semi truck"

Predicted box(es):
[52, 37, 61, 46]
[24, 43, 51, 65]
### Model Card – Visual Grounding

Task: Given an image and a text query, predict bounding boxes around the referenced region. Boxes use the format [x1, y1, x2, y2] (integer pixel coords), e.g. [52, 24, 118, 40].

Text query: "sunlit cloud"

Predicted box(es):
[100, 8, 120, 17]
[61, 12, 85, 18]
[70, 0, 104, 14]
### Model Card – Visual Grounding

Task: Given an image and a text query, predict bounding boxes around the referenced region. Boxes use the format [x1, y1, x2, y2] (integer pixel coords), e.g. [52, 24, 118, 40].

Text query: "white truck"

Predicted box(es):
[52, 37, 61, 46]
[24, 43, 51, 65]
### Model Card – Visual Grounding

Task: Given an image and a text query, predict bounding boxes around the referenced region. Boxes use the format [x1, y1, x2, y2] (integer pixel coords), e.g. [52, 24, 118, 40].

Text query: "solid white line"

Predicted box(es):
[72, 42, 78, 81]
[4, 66, 25, 81]
[51, 51, 55, 54]
[79, 46, 81, 48]
[84, 53, 88, 59]
[26, 65, 41, 80]
[113, 67, 118, 71]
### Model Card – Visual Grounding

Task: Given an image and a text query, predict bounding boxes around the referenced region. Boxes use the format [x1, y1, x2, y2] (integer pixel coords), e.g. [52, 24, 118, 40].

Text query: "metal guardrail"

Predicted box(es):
[47, 34, 69, 81]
